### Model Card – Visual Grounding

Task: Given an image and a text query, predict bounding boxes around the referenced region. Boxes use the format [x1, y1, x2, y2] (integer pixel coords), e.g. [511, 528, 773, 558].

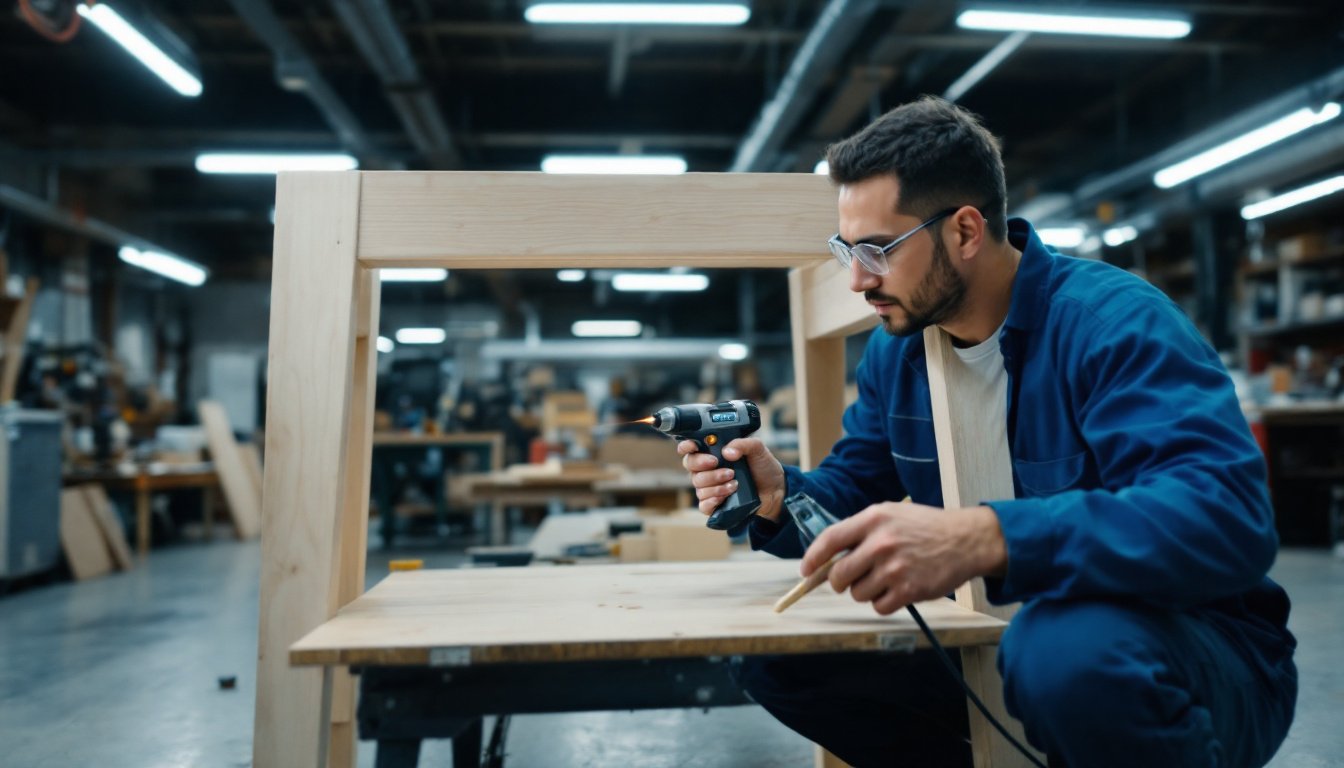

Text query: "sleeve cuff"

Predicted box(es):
[984, 498, 1057, 604]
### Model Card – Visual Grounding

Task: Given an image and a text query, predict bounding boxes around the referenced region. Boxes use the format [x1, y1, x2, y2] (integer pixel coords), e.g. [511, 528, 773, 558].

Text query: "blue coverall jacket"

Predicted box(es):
[747, 217, 1295, 700]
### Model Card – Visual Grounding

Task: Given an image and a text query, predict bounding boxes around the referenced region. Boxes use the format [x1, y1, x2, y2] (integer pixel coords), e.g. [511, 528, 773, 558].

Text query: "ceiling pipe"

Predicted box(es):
[1109, 120, 1344, 229]
[730, 0, 880, 172]
[0, 183, 182, 256]
[226, 0, 381, 162]
[331, 0, 460, 168]
[1029, 64, 1344, 222]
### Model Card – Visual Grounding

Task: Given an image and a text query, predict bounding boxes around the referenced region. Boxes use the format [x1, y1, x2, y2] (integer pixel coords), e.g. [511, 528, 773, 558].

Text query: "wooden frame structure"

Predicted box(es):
[257, 171, 1033, 767]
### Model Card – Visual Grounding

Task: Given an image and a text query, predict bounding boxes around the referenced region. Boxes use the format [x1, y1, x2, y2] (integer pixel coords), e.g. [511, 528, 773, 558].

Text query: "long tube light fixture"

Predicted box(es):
[395, 328, 448, 344]
[718, 343, 749, 361]
[195, 153, 359, 174]
[541, 155, 687, 174]
[1240, 175, 1344, 220]
[1102, 225, 1139, 247]
[956, 7, 1190, 38]
[1153, 102, 1342, 189]
[376, 336, 395, 353]
[1036, 227, 1086, 248]
[525, 3, 750, 25]
[118, 246, 208, 286]
[611, 272, 709, 292]
[572, 320, 643, 337]
[77, 3, 202, 97]
[381, 268, 448, 282]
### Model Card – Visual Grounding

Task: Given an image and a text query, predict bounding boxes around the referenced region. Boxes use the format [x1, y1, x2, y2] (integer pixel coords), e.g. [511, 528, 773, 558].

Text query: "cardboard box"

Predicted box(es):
[647, 516, 731, 562]
[617, 533, 656, 563]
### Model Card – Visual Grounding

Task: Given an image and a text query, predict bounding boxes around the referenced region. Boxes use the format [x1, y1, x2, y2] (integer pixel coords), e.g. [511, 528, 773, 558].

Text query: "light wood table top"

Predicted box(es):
[290, 559, 1006, 667]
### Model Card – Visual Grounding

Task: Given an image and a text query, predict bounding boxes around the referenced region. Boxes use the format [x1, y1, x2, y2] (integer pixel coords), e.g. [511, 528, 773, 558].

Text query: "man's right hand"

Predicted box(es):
[677, 438, 787, 523]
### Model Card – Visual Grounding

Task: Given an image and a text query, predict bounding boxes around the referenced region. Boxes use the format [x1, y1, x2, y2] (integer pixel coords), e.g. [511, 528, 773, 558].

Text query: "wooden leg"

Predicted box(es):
[253, 172, 364, 768]
[374, 739, 421, 768]
[136, 486, 150, 559]
[814, 745, 850, 768]
[327, 267, 381, 768]
[924, 327, 1041, 768]
[788, 267, 849, 470]
[203, 485, 216, 541]
[490, 501, 506, 545]
[452, 718, 483, 768]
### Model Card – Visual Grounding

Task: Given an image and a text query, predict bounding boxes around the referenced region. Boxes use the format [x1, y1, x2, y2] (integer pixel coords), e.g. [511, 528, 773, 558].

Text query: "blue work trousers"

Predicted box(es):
[733, 599, 1296, 768]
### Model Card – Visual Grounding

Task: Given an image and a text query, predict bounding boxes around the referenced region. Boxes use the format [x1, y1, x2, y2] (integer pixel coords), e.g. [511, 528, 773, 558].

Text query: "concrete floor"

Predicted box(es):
[1, 531, 1340, 768]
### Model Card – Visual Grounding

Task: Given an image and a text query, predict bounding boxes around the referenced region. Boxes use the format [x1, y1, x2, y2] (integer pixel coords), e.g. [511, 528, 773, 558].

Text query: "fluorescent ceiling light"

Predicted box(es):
[381, 268, 448, 282]
[957, 8, 1190, 39]
[195, 153, 359, 174]
[1036, 227, 1086, 248]
[395, 328, 448, 344]
[612, 272, 709, 292]
[540, 155, 687, 174]
[1102, 225, 1139, 247]
[118, 246, 207, 286]
[1153, 103, 1341, 189]
[572, 320, 643, 337]
[557, 269, 587, 282]
[376, 336, 395, 353]
[77, 3, 202, 97]
[718, 343, 749, 361]
[525, 3, 750, 25]
[813, 160, 828, 175]
[1240, 175, 1344, 220]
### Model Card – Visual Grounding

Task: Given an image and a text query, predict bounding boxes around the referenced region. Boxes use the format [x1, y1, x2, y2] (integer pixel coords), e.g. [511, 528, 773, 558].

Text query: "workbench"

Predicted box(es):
[257, 171, 1030, 767]
[461, 467, 695, 544]
[63, 462, 220, 558]
[370, 431, 503, 547]
[290, 559, 1006, 765]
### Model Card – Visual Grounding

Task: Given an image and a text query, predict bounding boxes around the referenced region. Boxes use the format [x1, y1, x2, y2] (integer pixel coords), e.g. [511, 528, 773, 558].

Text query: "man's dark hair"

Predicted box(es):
[826, 96, 1008, 242]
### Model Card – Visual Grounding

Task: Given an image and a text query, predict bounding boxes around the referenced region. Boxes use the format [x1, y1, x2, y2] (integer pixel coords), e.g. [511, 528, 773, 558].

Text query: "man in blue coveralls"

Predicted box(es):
[679, 96, 1297, 767]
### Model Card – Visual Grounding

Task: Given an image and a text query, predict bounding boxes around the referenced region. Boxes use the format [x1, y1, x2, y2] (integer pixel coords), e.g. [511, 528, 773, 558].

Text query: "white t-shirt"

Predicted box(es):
[948, 323, 1013, 497]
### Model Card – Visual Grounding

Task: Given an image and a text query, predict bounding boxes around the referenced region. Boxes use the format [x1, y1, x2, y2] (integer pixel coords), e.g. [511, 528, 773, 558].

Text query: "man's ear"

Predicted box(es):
[951, 206, 985, 261]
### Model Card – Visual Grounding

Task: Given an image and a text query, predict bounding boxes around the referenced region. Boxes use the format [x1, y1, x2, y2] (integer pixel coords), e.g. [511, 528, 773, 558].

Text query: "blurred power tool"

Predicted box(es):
[641, 399, 762, 530]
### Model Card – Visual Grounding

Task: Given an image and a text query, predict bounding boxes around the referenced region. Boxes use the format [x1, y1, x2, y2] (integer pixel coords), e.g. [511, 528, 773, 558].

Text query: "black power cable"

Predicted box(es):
[906, 604, 1047, 768]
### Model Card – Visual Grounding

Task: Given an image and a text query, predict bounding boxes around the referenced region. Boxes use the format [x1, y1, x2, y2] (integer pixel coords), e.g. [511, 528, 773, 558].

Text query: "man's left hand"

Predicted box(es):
[800, 502, 1008, 616]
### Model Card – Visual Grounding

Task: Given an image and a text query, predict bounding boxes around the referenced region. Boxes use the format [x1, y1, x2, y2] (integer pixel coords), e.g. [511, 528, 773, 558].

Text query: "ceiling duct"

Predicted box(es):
[332, 0, 460, 168]
[1030, 64, 1344, 222]
[227, 0, 380, 162]
[730, 0, 880, 172]
[0, 184, 180, 256]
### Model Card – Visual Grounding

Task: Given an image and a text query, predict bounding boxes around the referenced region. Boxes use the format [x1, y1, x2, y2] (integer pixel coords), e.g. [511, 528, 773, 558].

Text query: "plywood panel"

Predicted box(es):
[254, 171, 363, 768]
[60, 487, 113, 580]
[199, 400, 262, 540]
[239, 443, 264, 512]
[81, 484, 133, 571]
[356, 172, 837, 268]
[291, 560, 1006, 667]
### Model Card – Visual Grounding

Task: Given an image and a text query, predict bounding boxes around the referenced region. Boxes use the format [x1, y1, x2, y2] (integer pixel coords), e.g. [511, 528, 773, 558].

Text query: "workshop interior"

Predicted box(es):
[0, 1, 1342, 767]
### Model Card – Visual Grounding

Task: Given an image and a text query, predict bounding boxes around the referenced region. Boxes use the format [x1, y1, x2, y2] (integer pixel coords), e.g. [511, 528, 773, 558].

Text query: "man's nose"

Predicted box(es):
[848, 256, 879, 293]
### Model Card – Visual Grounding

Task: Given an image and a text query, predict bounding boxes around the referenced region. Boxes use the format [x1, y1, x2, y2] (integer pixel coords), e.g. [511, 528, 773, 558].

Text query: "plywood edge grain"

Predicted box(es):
[289, 612, 1006, 667]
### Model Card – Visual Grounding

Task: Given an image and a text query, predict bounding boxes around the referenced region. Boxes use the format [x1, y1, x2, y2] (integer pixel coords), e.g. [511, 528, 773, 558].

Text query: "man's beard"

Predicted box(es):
[866, 237, 968, 338]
